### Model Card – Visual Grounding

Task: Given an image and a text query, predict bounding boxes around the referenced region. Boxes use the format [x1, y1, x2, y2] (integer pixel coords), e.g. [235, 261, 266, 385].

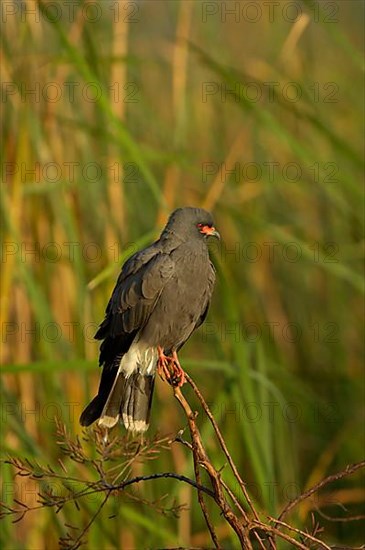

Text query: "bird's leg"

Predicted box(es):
[157, 346, 174, 382]
[171, 351, 186, 387]
[156, 347, 186, 387]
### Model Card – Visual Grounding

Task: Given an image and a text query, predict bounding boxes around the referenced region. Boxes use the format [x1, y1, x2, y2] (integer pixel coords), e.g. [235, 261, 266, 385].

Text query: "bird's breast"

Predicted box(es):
[140, 244, 212, 350]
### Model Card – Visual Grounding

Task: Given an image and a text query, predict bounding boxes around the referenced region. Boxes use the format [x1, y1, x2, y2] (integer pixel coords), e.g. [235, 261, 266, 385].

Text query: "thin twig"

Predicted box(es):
[314, 507, 365, 523]
[278, 460, 365, 521]
[113, 472, 215, 497]
[67, 490, 110, 550]
[251, 522, 309, 550]
[219, 478, 247, 520]
[0, 472, 215, 520]
[268, 516, 332, 550]
[219, 476, 268, 550]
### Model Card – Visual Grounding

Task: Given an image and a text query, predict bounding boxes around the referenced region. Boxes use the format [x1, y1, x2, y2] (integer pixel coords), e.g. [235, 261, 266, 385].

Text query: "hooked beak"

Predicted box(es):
[200, 225, 221, 240]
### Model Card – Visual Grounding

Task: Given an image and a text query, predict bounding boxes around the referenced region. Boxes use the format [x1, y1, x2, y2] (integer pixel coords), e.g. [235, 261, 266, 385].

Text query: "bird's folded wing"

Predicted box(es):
[95, 250, 175, 341]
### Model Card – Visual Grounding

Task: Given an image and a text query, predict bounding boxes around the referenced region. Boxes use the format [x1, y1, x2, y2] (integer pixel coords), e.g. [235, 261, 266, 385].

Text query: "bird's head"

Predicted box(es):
[162, 207, 220, 242]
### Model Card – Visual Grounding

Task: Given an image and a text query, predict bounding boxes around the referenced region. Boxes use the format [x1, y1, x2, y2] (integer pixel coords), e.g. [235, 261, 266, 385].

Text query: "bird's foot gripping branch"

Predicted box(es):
[157, 346, 186, 387]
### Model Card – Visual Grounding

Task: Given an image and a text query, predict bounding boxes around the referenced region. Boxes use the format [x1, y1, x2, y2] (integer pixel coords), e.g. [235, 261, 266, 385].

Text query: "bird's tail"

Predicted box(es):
[100, 372, 155, 432]
[79, 360, 119, 427]
[80, 371, 155, 433]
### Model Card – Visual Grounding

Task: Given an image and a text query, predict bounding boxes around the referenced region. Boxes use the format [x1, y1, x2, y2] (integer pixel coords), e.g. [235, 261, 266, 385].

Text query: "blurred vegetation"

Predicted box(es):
[1, 0, 364, 548]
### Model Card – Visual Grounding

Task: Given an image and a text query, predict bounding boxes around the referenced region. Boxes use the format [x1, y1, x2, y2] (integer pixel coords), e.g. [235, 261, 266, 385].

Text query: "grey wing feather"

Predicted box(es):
[95, 245, 175, 345]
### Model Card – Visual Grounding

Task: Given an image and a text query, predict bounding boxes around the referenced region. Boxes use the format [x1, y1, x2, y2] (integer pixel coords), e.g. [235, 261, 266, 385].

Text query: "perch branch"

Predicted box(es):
[174, 385, 254, 549]
[185, 373, 259, 522]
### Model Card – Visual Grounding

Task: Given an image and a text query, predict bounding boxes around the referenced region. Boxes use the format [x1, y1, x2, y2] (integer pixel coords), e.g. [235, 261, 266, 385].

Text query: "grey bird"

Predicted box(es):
[80, 207, 219, 432]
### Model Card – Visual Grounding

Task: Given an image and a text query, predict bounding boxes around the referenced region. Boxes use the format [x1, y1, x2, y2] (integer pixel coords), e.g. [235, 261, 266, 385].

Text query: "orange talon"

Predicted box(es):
[157, 346, 172, 382]
[171, 351, 186, 386]
[157, 347, 186, 387]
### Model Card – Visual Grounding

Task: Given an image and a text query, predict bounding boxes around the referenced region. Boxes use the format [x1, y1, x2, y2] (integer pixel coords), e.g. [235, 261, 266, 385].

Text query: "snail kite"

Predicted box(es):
[80, 207, 219, 432]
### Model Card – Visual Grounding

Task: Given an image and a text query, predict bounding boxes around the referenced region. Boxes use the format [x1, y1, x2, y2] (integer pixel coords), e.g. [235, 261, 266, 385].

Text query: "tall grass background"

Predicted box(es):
[1, 0, 364, 548]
